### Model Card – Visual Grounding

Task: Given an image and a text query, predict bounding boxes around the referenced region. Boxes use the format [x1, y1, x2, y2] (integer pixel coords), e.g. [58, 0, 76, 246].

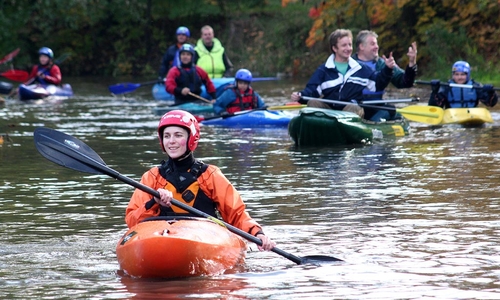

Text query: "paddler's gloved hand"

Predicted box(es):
[431, 80, 440, 94]
[483, 84, 494, 95]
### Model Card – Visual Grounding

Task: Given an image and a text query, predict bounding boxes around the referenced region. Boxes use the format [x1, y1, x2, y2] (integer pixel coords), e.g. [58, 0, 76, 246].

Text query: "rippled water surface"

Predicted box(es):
[1, 78, 500, 299]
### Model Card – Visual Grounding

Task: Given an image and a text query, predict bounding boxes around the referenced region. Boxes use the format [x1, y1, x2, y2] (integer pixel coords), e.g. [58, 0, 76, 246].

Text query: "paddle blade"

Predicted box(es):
[0, 48, 20, 65]
[397, 105, 444, 125]
[300, 255, 344, 264]
[1, 70, 29, 82]
[34, 127, 106, 175]
[108, 83, 141, 95]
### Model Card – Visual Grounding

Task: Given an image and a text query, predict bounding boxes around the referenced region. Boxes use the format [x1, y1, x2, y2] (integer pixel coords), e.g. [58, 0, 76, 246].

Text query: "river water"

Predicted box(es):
[1, 78, 500, 299]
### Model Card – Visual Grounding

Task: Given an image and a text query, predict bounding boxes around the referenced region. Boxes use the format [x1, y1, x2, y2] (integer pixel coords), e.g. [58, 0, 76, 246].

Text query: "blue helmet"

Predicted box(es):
[176, 26, 190, 37]
[38, 47, 54, 59]
[452, 61, 471, 81]
[179, 44, 195, 56]
[235, 69, 252, 83]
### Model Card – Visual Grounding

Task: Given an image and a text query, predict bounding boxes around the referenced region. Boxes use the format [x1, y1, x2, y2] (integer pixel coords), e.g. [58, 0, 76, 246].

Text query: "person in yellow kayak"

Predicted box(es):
[428, 61, 498, 108]
[212, 69, 266, 115]
[125, 110, 276, 251]
[194, 25, 233, 79]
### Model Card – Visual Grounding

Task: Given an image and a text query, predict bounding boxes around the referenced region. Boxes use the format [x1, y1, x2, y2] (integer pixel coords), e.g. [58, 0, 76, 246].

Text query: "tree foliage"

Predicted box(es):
[0, 0, 498, 78]
[284, 0, 500, 78]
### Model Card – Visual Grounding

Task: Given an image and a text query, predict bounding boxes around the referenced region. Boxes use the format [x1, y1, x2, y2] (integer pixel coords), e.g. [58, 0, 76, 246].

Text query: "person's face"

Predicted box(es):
[359, 36, 379, 60]
[162, 126, 188, 159]
[452, 71, 468, 84]
[201, 29, 214, 45]
[180, 52, 192, 64]
[237, 81, 249, 91]
[176, 34, 188, 44]
[39, 54, 50, 65]
[332, 36, 353, 62]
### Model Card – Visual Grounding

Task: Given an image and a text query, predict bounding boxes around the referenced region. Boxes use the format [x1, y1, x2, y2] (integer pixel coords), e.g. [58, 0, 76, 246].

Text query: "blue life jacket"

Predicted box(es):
[172, 49, 181, 68]
[447, 79, 477, 108]
[36, 64, 52, 85]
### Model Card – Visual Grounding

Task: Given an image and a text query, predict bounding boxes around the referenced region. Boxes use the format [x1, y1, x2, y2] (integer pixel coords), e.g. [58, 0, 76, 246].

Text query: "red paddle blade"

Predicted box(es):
[194, 115, 205, 122]
[0, 48, 21, 65]
[0, 69, 29, 82]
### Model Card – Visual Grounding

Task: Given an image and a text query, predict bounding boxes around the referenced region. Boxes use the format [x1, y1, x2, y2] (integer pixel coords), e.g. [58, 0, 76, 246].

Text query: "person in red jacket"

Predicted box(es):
[25, 47, 62, 85]
[125, 110, 276, 251]
[165, 44, 216, 105]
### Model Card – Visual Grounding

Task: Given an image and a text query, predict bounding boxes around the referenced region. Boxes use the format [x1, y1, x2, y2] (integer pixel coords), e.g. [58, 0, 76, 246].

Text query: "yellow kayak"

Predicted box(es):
[441, 107, 493, 126]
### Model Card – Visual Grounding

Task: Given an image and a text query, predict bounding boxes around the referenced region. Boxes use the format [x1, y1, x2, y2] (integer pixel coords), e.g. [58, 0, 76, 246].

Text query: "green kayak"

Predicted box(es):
[288, 107, 410, 146]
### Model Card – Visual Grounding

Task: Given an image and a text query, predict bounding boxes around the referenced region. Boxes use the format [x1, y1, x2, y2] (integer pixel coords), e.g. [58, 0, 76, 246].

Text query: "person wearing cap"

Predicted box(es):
[213, 69, 266, 115]
[428, 61, 498, 108]
[125, 110, 276, 251]
[25, 47, 61, 85]
[165, 44, 217, 105]
[194, 25, 233, 79]
[158, 26, 192, 81]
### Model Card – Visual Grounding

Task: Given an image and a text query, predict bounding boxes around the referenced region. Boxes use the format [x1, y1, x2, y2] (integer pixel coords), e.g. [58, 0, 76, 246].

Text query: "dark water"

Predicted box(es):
[1, 78, 500, 299]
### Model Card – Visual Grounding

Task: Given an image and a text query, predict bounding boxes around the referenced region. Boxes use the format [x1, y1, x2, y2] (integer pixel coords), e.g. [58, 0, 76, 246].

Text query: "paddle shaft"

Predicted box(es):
[33, 128, 340, 264]
[0, 48, 20, 65]
[188, 92, 212, 103]
[301, 96, 440, 118]
[198, 105, 305, 122]
[415, 80, 500, 91]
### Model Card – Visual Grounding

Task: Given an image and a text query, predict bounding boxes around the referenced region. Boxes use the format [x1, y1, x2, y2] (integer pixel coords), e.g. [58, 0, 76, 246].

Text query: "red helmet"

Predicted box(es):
[157, 110, 200, 152]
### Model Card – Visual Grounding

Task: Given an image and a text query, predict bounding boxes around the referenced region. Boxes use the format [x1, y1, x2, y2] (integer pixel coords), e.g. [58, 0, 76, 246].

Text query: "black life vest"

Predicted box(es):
[175, 66, 202, 101]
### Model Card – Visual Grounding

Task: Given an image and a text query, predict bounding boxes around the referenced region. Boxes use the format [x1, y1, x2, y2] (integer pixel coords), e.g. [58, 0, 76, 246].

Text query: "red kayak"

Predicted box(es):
[116, 217, 247, 278]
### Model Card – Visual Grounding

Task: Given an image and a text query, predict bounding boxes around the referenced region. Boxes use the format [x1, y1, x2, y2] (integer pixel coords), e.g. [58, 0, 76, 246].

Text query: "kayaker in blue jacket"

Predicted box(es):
[158, 26, 192, 81]
[290, 29, 395, 121]
[428, 61, 498, 108]
[212, 69, 266, 115]
[352, 30, 418, 121]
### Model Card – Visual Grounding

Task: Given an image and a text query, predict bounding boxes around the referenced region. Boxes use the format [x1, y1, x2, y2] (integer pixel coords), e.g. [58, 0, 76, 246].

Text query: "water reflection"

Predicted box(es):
[2, 78, 500, 298]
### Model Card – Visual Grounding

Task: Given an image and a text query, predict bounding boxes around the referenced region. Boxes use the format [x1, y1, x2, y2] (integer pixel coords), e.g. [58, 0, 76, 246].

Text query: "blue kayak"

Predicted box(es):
[200, 110, 293, 128]
[153, 102, 215, 116]
[18, 83, 73, 101]
[152, 78, 237, 101]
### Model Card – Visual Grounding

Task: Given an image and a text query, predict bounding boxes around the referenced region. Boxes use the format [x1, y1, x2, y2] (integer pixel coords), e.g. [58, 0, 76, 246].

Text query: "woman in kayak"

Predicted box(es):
[212, 68, 266, 115]
[165, 44, 217, 105]
[25, 47, 62, 85]
[428, 61, 498, 108]
[125, 110, 276, 251]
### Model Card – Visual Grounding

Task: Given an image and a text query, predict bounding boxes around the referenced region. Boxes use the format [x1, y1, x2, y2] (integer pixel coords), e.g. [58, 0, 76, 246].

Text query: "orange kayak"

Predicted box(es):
[116, 217, 247, 278]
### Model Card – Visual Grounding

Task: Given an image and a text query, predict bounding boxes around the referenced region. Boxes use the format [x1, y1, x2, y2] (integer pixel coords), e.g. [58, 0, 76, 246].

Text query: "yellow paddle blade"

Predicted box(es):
[268, 105, 306, 110]
[396, 105, 444, 125]
[442, 107, 493, 125]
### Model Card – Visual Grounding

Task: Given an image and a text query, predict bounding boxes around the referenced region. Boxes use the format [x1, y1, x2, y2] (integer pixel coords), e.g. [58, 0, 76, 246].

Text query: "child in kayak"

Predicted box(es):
[125, 110, 276, 251]
[428, 61, 498, 108]
[25, 47, 62, 85]
[212, 69, 266, 115]
[165, 44, 217, 105]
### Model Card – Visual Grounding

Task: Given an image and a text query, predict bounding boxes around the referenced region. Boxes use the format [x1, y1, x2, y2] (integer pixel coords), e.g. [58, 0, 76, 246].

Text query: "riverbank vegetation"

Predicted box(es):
[1, 0, 498, 82]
